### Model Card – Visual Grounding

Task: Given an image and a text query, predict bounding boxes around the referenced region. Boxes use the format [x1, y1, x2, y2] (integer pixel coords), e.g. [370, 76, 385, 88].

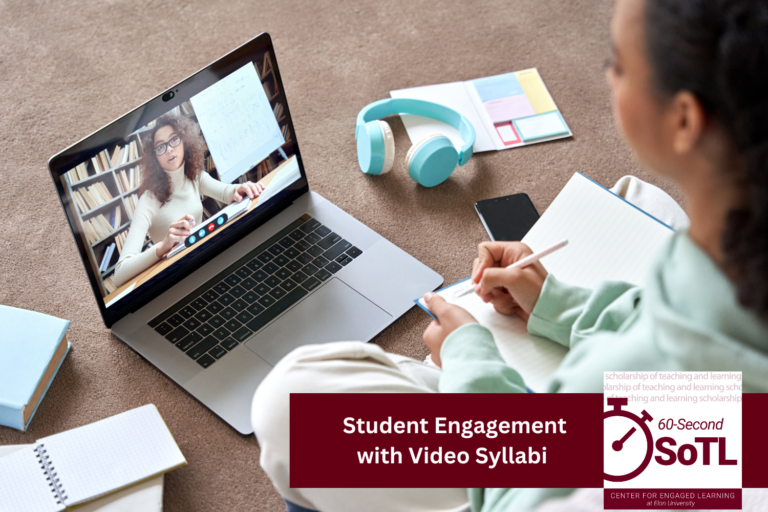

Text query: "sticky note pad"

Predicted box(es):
[514, 69, 557, 114]
[513, 112, 569, 142]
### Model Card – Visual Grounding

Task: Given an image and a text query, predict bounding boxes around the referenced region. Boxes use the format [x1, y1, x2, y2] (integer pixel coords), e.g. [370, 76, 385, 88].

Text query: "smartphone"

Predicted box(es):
[474, 193, 540, 241]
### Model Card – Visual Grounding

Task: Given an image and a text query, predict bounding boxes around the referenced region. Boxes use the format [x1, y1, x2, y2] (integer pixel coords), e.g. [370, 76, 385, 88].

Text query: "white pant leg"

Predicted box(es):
[252, 341, 471, 512]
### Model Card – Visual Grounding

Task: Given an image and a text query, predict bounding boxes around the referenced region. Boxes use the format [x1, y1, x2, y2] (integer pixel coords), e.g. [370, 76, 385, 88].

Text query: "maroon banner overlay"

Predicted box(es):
[290, 393, 768, 489]
[742, 394, 768, 488]
[604, 489, 741, 509]
[290, 393, 604, 488]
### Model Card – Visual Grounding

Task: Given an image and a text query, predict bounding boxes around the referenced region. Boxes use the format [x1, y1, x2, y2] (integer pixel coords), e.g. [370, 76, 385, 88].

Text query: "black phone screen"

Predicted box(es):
[474, 193, 540, 242]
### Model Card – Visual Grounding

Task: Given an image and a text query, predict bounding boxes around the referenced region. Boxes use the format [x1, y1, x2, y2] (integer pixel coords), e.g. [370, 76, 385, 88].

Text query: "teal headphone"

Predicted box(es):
[356, 98, 476, 187]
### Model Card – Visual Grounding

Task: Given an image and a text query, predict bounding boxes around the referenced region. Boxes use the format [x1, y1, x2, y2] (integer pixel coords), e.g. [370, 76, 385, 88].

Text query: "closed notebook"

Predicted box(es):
[0, 404, 186, 512]
[417, 172, 675, 391]
[0, 306, 71, 431]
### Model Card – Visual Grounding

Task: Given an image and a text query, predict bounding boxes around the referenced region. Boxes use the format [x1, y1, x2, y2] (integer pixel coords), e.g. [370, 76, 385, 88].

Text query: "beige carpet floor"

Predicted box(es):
[0, 0, 682, 510]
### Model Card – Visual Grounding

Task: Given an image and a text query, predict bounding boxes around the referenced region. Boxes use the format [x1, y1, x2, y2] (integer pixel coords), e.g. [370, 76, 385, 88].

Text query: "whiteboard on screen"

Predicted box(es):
[191, 62, 284, 184]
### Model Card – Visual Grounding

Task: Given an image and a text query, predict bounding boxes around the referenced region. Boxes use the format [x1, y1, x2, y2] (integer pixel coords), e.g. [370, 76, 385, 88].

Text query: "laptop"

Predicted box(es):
[48, 33, 442, 434]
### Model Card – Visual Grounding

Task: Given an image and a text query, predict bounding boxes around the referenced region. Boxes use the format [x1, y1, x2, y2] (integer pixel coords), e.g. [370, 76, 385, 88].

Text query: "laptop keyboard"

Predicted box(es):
[147, 214, 363, 369]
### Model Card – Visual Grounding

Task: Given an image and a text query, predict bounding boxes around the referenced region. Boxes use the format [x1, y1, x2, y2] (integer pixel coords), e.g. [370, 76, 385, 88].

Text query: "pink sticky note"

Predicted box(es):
[495, 123, 521, 146]
[483, 94, 536, 123]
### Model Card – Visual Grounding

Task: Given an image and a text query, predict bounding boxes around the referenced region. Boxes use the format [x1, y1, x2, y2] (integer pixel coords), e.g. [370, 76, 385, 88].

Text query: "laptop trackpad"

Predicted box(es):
[245, 278, 392, 366]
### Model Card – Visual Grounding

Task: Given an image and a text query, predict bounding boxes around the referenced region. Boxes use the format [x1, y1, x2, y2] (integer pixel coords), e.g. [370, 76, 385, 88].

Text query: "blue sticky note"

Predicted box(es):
[472, 72, 525, 102]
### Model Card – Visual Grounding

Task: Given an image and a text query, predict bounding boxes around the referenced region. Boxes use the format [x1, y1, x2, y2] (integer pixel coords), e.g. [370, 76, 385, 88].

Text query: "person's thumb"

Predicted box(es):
[424, 292, 450, 320]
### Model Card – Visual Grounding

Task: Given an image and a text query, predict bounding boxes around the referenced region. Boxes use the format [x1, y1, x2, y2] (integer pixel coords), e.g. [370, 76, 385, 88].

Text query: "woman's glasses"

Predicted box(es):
[154, 135, 181, 157]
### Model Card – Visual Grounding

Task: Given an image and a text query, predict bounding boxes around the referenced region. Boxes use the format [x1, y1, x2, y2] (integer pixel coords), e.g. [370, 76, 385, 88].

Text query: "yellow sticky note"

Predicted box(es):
[515, 69, 557, 114]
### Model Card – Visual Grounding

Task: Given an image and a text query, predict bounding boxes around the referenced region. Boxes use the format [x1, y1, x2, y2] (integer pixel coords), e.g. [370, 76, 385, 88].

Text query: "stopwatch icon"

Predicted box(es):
[603, 397, 654, 482]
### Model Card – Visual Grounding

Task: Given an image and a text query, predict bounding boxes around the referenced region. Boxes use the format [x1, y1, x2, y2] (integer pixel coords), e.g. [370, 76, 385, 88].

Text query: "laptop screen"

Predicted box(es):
[48, 34, 308, 327]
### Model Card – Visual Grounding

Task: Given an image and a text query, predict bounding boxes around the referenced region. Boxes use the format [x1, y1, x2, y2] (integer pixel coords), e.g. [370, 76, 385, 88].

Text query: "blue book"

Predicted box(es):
[0, 306, 70, 431]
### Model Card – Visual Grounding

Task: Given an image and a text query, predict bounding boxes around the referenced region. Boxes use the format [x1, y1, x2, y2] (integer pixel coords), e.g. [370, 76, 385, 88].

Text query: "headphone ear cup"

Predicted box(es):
[378, 121, 395, 174]
[357, 120, 394, 175]
[405, 133, 442, 170]
[405, 134, 459, 187]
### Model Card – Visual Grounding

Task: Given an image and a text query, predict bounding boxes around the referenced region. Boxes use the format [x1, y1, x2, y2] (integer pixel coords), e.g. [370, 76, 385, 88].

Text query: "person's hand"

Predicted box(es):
[233, 182, 265, 202]
[156, 214, 195, 258]
[422, 292, 478, 367]
[471, 242, 548, 322]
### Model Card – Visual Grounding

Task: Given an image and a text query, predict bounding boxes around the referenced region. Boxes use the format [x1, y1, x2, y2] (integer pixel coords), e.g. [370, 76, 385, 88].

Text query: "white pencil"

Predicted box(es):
[451, 239, 569, 300]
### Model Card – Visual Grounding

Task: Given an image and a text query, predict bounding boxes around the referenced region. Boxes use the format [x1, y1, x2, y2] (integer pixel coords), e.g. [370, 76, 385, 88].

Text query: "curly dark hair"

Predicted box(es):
[645, 0, 768, 316]
[138, 113, 207, 206]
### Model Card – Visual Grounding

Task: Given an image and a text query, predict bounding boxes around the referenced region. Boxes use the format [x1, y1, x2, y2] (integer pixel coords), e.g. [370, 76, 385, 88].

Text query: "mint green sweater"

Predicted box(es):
[439, 231, 768, 511]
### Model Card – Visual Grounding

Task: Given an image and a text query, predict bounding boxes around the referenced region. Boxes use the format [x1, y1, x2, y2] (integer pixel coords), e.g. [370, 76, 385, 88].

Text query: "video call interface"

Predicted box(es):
[60, 58, 301, 307]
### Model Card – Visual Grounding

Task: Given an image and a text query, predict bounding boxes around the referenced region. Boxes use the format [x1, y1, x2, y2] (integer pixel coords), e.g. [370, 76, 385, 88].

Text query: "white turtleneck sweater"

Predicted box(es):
[113, 163, 237, 287]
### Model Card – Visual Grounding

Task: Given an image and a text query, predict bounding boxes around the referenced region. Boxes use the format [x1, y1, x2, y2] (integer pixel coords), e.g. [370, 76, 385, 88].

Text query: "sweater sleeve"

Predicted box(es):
[527, 274, 642, 349]
[198, 172, 237, 204]
[113, 194, 160, 287]
[438, 323, 528, 394]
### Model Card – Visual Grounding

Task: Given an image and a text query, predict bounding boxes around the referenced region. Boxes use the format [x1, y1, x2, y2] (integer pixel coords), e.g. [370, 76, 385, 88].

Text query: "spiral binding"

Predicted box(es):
[33, 444, 68, 506]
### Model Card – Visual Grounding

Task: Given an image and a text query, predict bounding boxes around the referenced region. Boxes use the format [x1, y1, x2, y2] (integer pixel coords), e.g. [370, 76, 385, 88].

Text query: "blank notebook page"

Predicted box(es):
[521, 173, 674, 288]
[0, 446, 63, 512]
[38, 404, 186, 506]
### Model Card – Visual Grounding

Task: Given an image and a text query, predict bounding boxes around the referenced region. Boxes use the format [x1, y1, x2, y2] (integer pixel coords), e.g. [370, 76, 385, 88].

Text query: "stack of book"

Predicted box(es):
[116, 166, 141, 194]
[0, 306, 70, 432]
[124, 193, 139, 219]
[83, 206, 121, 244]
[72, 182, 114, 214]
[64, 162, 89, 184]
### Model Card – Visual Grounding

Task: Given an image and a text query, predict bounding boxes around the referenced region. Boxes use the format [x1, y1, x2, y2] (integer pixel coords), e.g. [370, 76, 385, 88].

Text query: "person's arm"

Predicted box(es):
[198, 172, 238, 204]
[527, 274, 642, 348]
[438, 323, 528, 394]
[112, 195, 160, 288]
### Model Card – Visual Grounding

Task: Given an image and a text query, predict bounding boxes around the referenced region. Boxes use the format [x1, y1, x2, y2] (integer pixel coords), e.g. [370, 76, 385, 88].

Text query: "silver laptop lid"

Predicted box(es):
[48, 33, 308, 328]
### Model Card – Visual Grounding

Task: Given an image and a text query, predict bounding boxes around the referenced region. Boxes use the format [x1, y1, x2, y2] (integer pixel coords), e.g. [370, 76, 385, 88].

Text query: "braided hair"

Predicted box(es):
[645, 0, 768, 316]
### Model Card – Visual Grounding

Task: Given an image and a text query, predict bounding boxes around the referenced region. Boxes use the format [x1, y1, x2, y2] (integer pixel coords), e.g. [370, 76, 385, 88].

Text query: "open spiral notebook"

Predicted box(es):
[0, 405, 186, 512]
[416, 173, 675, 392]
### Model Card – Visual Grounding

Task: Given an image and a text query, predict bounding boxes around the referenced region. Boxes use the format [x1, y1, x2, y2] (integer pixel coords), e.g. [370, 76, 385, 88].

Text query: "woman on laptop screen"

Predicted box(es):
[112, 114, 264, 287]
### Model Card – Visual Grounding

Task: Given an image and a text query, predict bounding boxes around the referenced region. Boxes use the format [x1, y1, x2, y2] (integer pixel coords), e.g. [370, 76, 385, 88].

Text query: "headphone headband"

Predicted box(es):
[356, 98, 475, 165]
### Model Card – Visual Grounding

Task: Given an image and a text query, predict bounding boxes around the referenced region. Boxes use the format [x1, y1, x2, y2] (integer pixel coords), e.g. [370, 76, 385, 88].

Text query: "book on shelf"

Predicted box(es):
[116, 166, 141, 194]
[180, 101, 194, 115]
[273, 103, 283, 120]
[206, 155, 216, 171]
[0, 306, 70, 431]
[115, 230, 128, 254]
[100, 243, 116, 273]
[281, 124, 291, 142]
[124, 193, 139, 220]
[263, 52, 272, 78]
[64, 162, 89, 184]
[83, 207, 120, 244]
[263, 81, 272, 98]
[73, 182, 114, 213]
